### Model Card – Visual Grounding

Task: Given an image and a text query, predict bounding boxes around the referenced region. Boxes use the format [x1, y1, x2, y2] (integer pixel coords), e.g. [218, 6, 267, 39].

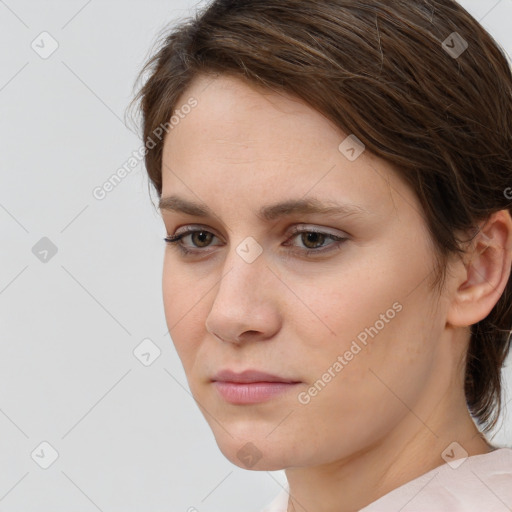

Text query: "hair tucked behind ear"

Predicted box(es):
[128, 0, 512, 433]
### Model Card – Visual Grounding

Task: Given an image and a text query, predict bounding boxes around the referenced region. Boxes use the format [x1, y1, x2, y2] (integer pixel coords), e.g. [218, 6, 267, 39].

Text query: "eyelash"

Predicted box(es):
[163, 226, 348, 258]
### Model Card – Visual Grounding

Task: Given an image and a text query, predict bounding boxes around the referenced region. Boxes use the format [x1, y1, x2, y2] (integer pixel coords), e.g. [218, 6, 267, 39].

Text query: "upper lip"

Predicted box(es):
[212, 369, 300, 383]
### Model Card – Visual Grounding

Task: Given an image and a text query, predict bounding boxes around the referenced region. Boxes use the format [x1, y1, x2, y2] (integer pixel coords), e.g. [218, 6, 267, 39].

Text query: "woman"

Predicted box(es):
[130, 0, 512, 510]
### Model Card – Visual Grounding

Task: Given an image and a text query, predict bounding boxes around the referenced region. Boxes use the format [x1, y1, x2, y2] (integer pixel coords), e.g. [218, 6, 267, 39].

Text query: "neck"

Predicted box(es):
[285, 367, 492, 512]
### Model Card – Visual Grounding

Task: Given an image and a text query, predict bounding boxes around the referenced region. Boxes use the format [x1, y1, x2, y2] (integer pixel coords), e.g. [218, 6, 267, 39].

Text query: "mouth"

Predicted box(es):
[211, 369, 302, 404]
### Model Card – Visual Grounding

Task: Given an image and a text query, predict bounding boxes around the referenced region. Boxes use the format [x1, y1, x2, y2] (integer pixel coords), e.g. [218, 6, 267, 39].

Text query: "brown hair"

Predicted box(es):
[129, 0, 512, 434]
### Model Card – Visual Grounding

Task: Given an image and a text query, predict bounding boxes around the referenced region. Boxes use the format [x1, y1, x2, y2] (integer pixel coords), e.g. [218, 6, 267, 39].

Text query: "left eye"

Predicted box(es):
[164, 227, 348, 256]
[284, 229, 347, 252]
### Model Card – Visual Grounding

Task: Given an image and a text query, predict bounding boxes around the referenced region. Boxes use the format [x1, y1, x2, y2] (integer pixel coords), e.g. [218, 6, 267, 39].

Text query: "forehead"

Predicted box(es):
[165, 73, 341, 155]
[160, 73, 416, 224]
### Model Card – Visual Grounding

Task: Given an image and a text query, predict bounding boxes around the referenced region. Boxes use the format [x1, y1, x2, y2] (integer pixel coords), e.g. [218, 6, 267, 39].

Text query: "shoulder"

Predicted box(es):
[257, 448, 512, 512]
[361, 447, 512, 512]
[258, 486, 289, 512]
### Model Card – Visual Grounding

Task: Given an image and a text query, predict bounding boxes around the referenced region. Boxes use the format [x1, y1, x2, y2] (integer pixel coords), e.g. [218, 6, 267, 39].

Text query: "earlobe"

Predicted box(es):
[447, 210, 512, 328]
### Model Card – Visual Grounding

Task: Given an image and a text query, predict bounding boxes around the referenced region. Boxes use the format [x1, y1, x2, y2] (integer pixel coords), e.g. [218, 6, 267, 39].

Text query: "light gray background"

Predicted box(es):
[0, 1, 511, 511]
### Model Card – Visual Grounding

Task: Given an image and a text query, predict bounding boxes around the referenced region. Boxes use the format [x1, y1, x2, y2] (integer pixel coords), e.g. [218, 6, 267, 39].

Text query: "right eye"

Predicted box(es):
[164, 228, 221, 255]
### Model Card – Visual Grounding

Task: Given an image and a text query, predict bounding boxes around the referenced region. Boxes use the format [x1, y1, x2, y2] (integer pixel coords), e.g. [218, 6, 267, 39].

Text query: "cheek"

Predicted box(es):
[162, 253, 209, 323]
[289, 299, 439, 460]
[289, 264, 403, 351]
[293, 264, 440, 416]
[162, 257, 207, 367]
[289, 243, 438, 383]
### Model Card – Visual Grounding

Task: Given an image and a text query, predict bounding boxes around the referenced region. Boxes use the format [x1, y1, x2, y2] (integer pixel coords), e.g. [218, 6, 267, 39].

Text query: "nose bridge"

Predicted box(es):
[205, 237, 276, 341]
[215, 236, 267, 307]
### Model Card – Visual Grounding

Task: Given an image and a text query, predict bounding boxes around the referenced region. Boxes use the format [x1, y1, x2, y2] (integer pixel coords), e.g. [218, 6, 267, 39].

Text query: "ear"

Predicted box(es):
[447, 209, 512, 328]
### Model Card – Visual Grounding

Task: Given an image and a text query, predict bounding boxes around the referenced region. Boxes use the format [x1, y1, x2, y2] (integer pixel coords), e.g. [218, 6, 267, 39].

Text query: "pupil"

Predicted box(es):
[304, 232, 324, 248]
[190, 232, 327, 249]
[194, 231, 211, 247]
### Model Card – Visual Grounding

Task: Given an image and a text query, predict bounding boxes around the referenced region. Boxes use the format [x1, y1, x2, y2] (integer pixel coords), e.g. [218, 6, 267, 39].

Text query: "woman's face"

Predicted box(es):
[160, 73, 455, 470]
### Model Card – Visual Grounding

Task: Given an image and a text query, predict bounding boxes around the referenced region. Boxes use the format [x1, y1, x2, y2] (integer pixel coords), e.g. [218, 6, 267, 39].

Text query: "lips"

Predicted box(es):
[211, 369, 301, 404]
[211, 368, 300, 384]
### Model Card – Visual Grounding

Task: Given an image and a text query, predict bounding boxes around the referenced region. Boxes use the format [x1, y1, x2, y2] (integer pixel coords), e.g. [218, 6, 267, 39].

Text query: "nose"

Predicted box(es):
[205, 244, 281, 345]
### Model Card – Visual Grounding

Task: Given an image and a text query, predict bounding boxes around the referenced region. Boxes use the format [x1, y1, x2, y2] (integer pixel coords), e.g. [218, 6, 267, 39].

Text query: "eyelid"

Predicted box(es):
[172, 223, 347, 239]
[166, 224, 350, 260]
[173, 224, 221, 237]
[287, 224, 348, 239]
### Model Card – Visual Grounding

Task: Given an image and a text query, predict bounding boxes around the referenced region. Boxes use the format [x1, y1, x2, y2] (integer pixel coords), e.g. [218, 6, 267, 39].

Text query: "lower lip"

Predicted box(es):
[212, 381, 300, 404]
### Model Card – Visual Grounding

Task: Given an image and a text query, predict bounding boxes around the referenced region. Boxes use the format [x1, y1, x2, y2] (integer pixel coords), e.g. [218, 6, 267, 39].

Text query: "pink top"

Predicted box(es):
[260, 447, 512, 512]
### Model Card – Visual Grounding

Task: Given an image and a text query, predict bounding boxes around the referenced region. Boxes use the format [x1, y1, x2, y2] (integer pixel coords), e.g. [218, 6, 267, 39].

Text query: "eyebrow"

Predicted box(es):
[158, 194, 371, 222]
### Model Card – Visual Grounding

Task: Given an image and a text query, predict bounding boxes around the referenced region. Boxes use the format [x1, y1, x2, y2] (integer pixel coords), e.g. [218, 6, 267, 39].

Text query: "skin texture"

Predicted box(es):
[159, 73, 512, 512]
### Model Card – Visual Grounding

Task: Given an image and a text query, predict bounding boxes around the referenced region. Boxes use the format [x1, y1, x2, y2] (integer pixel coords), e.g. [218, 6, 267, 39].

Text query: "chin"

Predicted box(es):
[222, 443, 292, 471]
[211, 429, 295, 471]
